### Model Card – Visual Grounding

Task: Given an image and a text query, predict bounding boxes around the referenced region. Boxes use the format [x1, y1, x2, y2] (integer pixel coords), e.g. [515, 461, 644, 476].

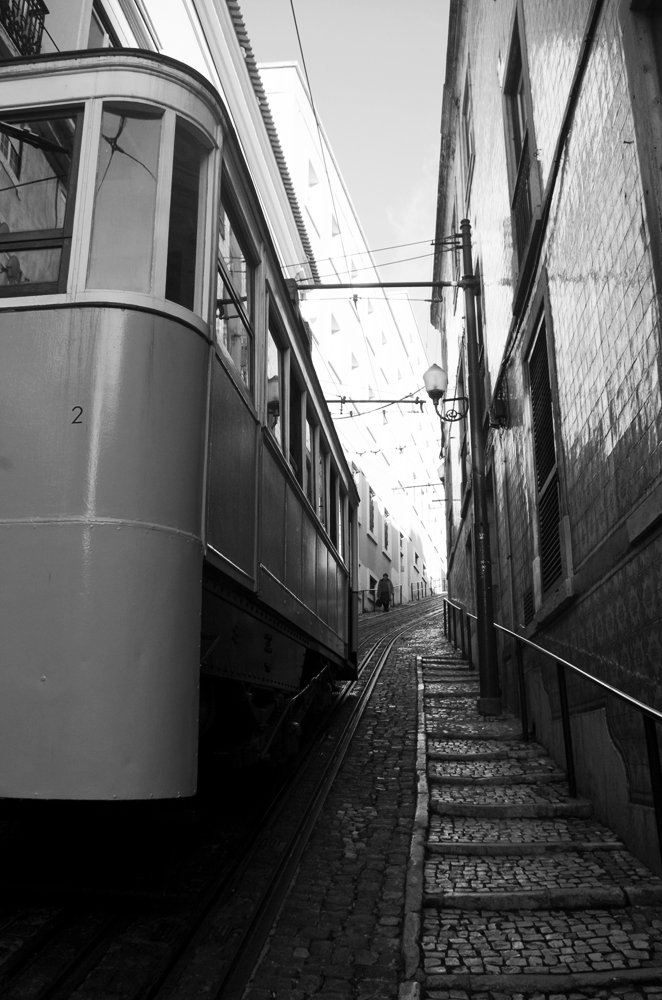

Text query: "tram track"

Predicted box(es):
[0, 599, 444, 1000]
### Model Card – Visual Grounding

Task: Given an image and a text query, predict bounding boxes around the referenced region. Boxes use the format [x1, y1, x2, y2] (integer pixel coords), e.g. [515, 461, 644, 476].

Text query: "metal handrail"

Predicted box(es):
[441, 596, 662, 864]
[466, 609, 662, 726]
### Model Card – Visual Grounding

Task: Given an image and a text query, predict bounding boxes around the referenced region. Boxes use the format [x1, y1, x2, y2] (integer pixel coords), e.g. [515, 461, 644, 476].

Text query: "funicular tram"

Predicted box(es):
[0, 50, 359, 801]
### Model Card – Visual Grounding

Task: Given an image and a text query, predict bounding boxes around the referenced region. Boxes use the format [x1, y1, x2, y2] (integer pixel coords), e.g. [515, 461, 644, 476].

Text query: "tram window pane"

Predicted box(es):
[330, 467, 338, 546]
[0, 247, 60, 288]
[318, 446, 327, 526]
[216, 272, 252, 389]
[289, 376, 303, 484]
[267, 328, 282, 447]
[305, 418, 314, 504]
[166, 118, 206, 312]
[87, 104, 161, 293]
[0, 113, 77, 233]
[218, 200, 252, 320]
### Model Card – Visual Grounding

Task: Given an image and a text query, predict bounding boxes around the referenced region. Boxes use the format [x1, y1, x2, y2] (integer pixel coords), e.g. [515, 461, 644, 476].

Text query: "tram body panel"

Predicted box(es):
[0, 522, 201, 799]
[206, 359, 258, 583]
[0, 307, 207, 531]
[0, 307, 208, 798]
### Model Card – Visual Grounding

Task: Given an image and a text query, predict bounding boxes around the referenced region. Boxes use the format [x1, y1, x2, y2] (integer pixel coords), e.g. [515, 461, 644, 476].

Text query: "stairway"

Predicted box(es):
[415, 645, 662, 998]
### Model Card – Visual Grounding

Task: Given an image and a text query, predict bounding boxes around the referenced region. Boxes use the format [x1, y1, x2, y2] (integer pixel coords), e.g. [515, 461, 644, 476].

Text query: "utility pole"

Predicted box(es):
[460, 218, 501, 716]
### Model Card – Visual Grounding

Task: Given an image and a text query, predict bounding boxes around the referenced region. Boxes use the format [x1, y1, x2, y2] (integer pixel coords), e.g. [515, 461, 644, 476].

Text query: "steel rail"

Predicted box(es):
[202, 604, 443, 1000]
[0, 600, 446, 1000]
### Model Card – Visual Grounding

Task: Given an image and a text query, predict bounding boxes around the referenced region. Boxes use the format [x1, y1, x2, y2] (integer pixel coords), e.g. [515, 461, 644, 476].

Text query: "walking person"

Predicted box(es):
[377, 573, 394, 612]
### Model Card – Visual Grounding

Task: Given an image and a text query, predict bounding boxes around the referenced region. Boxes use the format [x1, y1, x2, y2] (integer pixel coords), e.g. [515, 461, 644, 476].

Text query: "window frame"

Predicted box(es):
[216, 183, 257, 394]
[502, 4, 543, 308]
[461, 63, 476, 207]
[521, 272, 573, 612]
[0, 105, 84, 297]
[266, 314, 286, 452]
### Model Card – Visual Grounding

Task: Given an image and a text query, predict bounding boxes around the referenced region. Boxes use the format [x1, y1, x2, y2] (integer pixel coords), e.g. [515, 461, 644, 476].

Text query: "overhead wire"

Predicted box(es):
[281, 237, 438, 271]
[288, 0, 351, 282]
[315, 250, 437, 282]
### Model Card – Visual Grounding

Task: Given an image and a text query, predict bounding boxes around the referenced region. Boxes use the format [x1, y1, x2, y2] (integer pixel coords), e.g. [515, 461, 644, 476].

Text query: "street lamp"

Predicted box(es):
[424, 219, 501, 717]
[422, 363, 468, 422]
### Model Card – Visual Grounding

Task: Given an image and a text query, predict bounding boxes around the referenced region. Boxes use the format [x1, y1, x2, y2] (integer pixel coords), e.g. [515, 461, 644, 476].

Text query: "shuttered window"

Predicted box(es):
[528, 316, 563, 593]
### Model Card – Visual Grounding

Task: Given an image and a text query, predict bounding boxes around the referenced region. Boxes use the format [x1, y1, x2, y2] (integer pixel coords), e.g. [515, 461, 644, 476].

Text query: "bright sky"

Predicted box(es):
[237, 0, 450, 352]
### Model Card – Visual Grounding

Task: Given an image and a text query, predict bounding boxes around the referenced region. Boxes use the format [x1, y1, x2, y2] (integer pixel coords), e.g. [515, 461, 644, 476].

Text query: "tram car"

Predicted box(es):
[0, 50, 359, 801]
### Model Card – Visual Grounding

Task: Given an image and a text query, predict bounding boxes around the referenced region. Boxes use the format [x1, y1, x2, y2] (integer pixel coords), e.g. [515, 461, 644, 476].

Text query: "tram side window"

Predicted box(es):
[0, 108, 81, 296]
[166, 118, 206, 312]
[289, 375, 303, 485]
[318, 442, 328, 527]
[267, 325, 283, 449]
[305, 417, 314, 505]
[330, 466, 338, 547]
[338, 490, 346, 561]
[217, 197, 254, 392]
[87, 103, 162, 294]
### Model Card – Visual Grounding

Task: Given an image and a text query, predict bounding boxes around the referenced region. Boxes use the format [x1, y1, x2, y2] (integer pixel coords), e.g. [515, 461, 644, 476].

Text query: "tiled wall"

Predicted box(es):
[439, 0, 662, 862]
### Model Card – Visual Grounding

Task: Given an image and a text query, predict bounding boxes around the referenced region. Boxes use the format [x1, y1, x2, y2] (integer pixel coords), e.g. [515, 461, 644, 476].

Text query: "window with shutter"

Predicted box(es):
[528, 314, 563, 593]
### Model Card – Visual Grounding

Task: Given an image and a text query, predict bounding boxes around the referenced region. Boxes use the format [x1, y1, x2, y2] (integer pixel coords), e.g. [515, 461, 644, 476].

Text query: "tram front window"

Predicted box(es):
[166, 118, 206, 312]
[0, 109, 79, 295]
[87, 103, 162, 294]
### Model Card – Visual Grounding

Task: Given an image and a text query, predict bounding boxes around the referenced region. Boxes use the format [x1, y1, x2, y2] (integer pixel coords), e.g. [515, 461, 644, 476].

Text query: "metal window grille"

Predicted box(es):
[529, 321, 562, 593]
[0, 0, 47, 57]
[368, 487, 375, 534]
[384, 509, 389, 551]
[512, 131, 533, 261]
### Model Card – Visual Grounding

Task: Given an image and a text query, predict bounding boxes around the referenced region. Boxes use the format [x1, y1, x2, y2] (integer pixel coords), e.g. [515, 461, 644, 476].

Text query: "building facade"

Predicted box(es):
[434, 0, 662, 869]
[260, 63, 446, 607]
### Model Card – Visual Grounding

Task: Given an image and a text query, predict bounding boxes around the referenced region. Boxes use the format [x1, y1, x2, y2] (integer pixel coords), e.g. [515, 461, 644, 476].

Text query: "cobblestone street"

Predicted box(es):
[243, 614, 441, 1000]
[244, 615, 662, 1000]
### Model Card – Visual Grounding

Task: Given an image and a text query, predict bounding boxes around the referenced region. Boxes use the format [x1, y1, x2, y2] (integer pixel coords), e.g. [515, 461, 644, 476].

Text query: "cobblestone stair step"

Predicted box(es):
[427, 770, 568, 786]
[427, 726, 524, 741]
[430, 786, 593, 819]
[423, 851, 662, 910]
[427, 839, 626, 855]
[417, 645, 662, 997]
[428, 813, 623, 849]
[427, 739, 545, 759]
[422, 905, 662, 991]
[424, 689, 480, 698]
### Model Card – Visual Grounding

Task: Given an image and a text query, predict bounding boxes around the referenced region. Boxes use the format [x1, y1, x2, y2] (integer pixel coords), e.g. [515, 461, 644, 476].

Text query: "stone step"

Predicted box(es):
[427, 739, 545, 760]
[428, 756, 564, 783]
[428, 814, 623, 850]
[428, 770, 568, 786]
[425, 968, 662, 991]
[430, 782, 592, 819]
[422, 905, 662, 985]
[427, 839, 626, 855]
[424, 687, 479, 697]
[426, 724, 523, 741]
[423, 852, 662, 910]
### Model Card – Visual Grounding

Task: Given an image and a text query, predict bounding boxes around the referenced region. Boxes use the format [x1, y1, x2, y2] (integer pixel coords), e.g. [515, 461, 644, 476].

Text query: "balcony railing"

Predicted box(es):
[0, 0, 48, 57]
[512, 130, 533, 261]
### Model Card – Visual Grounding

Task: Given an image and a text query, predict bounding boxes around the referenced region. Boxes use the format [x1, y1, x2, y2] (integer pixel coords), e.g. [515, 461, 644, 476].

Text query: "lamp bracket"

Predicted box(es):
[437, 396, 469, 422]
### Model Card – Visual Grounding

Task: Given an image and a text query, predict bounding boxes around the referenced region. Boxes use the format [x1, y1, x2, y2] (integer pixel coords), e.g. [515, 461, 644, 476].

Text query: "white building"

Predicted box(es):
[259, 63, 446, 606]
